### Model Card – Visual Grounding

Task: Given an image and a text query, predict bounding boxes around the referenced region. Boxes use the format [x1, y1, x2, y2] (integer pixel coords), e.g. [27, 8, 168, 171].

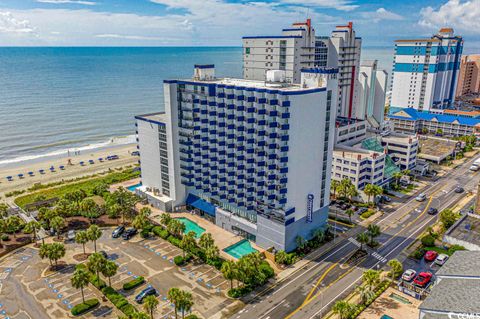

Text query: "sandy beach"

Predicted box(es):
[0, 144, 138, 200]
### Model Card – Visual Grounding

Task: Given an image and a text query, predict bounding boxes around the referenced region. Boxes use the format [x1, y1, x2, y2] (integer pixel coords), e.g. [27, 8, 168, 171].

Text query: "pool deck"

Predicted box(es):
[359, 287, 420, 319]
[139, 204, 264, 261]
[109, 177, 141, 192]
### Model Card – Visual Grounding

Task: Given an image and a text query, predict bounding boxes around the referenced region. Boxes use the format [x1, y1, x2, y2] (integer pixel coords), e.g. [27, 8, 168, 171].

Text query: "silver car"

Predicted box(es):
[415, 193, 427, 202]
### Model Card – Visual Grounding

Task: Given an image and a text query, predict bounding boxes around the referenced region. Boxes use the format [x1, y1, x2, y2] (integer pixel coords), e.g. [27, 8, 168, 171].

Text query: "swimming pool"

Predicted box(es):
[126, 183, 142, 192]
[176, 217, 205, 238]
[223, 239, 258, 259]
[380, 315, 394, 319]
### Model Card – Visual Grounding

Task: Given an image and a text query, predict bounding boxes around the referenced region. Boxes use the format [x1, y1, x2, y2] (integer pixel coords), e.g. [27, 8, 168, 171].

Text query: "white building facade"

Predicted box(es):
[137, 65, 338, 251]
[390, 28, 463, 112]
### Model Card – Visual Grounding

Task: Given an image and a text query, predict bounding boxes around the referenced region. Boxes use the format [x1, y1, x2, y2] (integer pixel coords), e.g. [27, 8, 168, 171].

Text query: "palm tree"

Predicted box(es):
[132, 213, 148, 231]
[24, 220, 41, 243]
[112, 187, 138, 223]
[392, 171, 403, 187]
[356, 232, 369, 251]
[178, 290, 193, 319]
[345, 209, 354, 223]
[39, 243, 53, 266]
[87, 252, 106, 280]
[364, 184, 376, 204]
[0, 219, 6, 248]
[71, 267, 90, 303]
[143, 295, 159, 319]
[106, 202, 122, 225]
[87, 225, 102, 253]
[362, 269, 381, 290]
[332, 300, 355, 319]
[39, 242, 66, 267]
[80, 198, 100, 224]
[0, 203, 8, 218]
[160, 213, 172, 227]
[131, 312, 150, 319]
[204, 245, 219, 263]
[346, 185, 358, 202]
[330, 180, 340, 199]
[295, 236, 307, 252]
[387, 259, 403, 283]
[221, 260, 237, 290]
[367, 224, 381, 246]
[50, 216, 65, 239]
[356, 284, 375, 305]
[139, 207, 152, 218]
[6, 216, 22, 238]
[168, 287, 181, 319]
[198, 233, 214, 251]
[180, 231, 196, 258]
[102, 260, 118, 287]
[75, 230, 89, 255]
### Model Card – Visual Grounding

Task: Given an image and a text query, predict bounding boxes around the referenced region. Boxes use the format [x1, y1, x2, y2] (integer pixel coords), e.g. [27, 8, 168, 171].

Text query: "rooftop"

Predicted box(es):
[382, 133, 417, 144]
[420, 278, 480, 314]
[334, 145, 382, 160]
[134, 112, 168, 126]
[389, 107, 480, 127]
[418, 137, 457, 161]
[445, 214, 480, 251]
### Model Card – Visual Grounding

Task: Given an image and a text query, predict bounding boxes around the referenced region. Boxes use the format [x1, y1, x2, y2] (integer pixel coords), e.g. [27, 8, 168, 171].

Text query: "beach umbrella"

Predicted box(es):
[98, 158, 103, 161]
[6, 176, 13, 181]
[59, 165, 65, 170]
[79, 161, 85, 165]
[28, 172, 34, 176]
[39, 169, 45, 174]
[18, 173, 24, 178]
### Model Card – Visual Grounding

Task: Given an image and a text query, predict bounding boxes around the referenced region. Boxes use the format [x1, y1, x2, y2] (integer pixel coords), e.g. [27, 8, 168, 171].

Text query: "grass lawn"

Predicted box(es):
[14, 168, 139, 209]
[423, 246, 452, 256]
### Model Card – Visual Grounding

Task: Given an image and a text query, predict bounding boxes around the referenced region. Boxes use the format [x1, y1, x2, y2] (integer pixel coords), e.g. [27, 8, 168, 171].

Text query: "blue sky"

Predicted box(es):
[0, 0, 479, 49]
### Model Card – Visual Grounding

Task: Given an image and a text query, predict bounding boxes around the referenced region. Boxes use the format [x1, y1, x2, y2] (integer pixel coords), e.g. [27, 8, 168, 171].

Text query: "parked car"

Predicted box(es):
[469, 165, 479, 172]
[424, 250, 439, 262]
[122, 228, 137, 240]
[402, 269, 417, 282]
[99, 250, 108, 259]
[112, 225, 125, 238]
[435, 253, 449, 266]
[382, 195, 392, 202]
[357, 207, 368, 214]
[414, 272, 433, 287]
[454, 186, 464, 193]
[131, 151, 140, 156]
[135, 286, 157, 303]
[340, 203, 350, 210]
[427, 207, 438, 215]
[67, 230, 75, 241]
[415, 193, 427, 202]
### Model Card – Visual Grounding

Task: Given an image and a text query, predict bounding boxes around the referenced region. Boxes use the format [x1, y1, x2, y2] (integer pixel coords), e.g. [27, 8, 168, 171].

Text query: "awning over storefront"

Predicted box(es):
[186, 194, 216, 217]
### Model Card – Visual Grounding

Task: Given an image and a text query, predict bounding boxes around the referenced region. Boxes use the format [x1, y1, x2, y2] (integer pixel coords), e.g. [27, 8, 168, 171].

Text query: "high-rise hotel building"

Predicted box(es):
[135, 65, 338, 251]
[390, 28, 463, 112]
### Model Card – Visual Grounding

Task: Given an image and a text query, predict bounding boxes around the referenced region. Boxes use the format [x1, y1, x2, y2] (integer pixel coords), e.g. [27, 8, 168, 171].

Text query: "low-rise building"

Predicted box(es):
[443, 213, 480, 251]
[419, 251, 480, 319]
[334, 117, 367, 146]
[381, 134, 418, 170]
[389, 107, 480, 137]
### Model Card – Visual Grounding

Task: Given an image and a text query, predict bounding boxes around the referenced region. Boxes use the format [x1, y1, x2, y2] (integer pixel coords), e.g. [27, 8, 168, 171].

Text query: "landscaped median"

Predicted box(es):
[102, 286, 137, 317]
[71, 298, 100, 316]
[122, 276, 145, 290]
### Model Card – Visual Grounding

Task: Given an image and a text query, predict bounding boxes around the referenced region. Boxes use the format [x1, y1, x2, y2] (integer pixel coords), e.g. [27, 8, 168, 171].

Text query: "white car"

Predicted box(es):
[470, 165, 479, 171]
[402, 269, 417, 282]
[67, 230, 75, 241]
[415, 193, 427, 202]
[435, 253, 449, 266]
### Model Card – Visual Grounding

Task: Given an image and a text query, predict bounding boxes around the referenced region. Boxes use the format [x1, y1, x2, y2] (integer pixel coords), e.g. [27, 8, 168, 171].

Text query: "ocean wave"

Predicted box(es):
[0, 135, 136, 167]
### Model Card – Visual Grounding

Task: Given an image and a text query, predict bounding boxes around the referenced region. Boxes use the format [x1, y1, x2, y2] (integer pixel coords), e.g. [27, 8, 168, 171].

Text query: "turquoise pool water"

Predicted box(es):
[381, 315, 394, 319]
[127, 183, 141, 192]
[177, 217, 205, 238]
[223, 239, 258, 259]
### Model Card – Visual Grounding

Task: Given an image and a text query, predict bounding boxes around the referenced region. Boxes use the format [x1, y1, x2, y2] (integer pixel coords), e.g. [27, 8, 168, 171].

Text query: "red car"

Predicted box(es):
[414, 272, 433, 287]
[424, 250, 438, 262]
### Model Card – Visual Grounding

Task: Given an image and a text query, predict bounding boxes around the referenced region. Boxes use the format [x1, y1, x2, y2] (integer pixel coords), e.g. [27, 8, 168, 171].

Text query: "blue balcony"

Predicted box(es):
[201, 137, 208, 142]
[194, 161, 201, 166]
[281, 135, 289, 141]
[209, 101, 216, 107]
[268, 143, 277, 149]
[280, 167, 288, 174]
[193, 107, 200, 112]
[227, 143, 235, 148]
[268, 194, 276, 200]
[218, 93, 226, 98]
[201, 128, 208, 133]
[257, 190, 265, 196]
[228, 162, 234, 167]
[237, 155, 245, 161]
[193, 98, 200, 103]
[269, 122, 278, 128]
[285, 207, 295, 215]
[280, 178, 288, 184]
[219, 159, 226, 164]
[268, 184, 275, 190]
[258, 141, 266, 147]
[282, 112, 290, 119]
[227, 104, 235, 110]
[258, 109, 266, 115]
[268, 164, 276, 170]
[247, 128, 255, 134]
[258, 130, 266, 136]
[269, 110, 278, 116]
[238, 164, 245, 170]
[180, 157, 193, 163]
[258, 161, 266, 167]
[280, 157, 288, 163]
[247, 118, 255, 124]
[247, 96, 255, 102]
[281, 146, 289, 152]
[184, 181, 194, 187]
[269, 99, 278, 105]
[227, 153, 235, 159]
[209, 130, 217, 134]
[237, 126, 245, 131]
[247, 149, 254, 154]
[238, 116, 245, 122]
[219, 150, 226, 155]
[228, 198, 235, 203]
[280, 188, 287, 194]
[269, 132, 278, 138]
[218, 112, 226, 118]
[237, 95, 245, 101]
[218, 132, 226, 138]
[238, 136, 245, 142]
[268, 154, 277, 160]
[258, 120, 266, 126]
[247, 107, 255, 113]
[200, 109, 208, 114]
[201, 145, 208, 150]
[247, 158, 254, 164]
[211, 191, 218, 196]
[218, 103, 225, 108]
[268, 175, 276, 180]
[258, 98, 267, 104]
[226, 94, 234, 99]
[194, 125, 201, 130]
[237, 184, 244, 189]
[247, 138, 255, 144]
[238, 175, 245, 180]
[219, 177, 227, 183]
[201, 119, 208, 124]
[247, 178, 254, 183]
[238, 146, 245, 151]
[281, 124, 290, 130]
[209, 121, 217, 125]
[247, 168, 255, 173]
[194, 151, 201, 157]
[282, 101, 290, 107]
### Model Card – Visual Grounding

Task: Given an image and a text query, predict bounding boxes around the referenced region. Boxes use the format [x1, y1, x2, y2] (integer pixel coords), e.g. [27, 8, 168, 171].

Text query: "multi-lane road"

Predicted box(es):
[232, 157, 479, 319]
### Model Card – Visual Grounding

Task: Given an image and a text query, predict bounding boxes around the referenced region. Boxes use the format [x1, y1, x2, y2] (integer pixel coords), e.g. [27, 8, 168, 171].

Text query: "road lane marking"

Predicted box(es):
[257, 299, 286, 319]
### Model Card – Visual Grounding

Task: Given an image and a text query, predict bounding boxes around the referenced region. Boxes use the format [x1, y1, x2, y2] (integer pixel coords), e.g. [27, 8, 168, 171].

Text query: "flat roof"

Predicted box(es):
[382, 134, 417, 144]
[135, 112, 167, 126]
[418, 137, 457, 159]
[420, 278, 480, 314]
[445, 215, 480, 252]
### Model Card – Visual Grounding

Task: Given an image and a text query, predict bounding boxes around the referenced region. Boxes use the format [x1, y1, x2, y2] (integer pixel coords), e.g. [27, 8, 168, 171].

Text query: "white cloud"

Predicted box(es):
[0, 11, 36, 34]
[279, 0, 358, 11]
[360, 8, 403, 23]
[419, 0, 480, 34]
[36, 0, 96, 5]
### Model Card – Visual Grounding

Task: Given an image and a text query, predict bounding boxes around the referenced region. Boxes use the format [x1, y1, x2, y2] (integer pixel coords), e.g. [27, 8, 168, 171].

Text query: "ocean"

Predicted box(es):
[0, 46, 394, 167]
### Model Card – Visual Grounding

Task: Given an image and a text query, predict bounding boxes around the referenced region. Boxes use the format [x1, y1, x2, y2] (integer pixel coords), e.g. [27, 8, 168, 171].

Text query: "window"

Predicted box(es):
[245, 47, 250, 54]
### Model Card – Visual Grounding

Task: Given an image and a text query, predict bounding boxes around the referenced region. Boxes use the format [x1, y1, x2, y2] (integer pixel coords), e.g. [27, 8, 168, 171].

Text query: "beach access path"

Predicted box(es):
[0, 144, 138, 200]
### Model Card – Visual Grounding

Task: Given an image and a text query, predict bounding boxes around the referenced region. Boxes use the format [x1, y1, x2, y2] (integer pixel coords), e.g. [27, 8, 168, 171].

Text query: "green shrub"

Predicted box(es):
[259, 262, 274, 281]
[70, 298, 99, 316]
[90, 274, 107, 290]
[448, 244, 466, 255]
[360, 210, 376, 219]
[185, 315, 200, 319]
[140, 229, 150, 239]
[421, 235, 435, 247]
[122, 276, 145, 290]
[167, 235, 182, 247]
[227, 285, 253, 298]
[152, 226, 169, 239]
[119, 303, 137, 317]
[410, 247, 425, 260]
[174, 256, 185, 266]
[1, 234, 10, 241]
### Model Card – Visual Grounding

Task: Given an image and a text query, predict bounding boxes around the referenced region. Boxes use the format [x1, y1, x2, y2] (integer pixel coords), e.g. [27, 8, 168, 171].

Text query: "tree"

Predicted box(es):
[178, 290, 193, 319]
[160, 213, 172, 227]
[64, 189, 87, 202]
[75, 230, 89, 255]
[131, 312, 150, 319]
[168, 219, 185, 238]
[364, 184, 376, 204]
[50, 216, 65, 239]
[392, 172, 403, 187]
[221, 260, 237, 290]
[168, 287, 182, 319]
[6, 215, 22, 238]
[356, 285, 375, 305]
[87, 225, 102, 252]
[110, 187, 138, 223]
[132, 213, 149, 231]
[345, 209, 354, 223]
[330, 180, 340, 199]
[439, 209, 461, 230]
[106, 202, 122, 224]
[204, 245, 220, 263]
[367, 224, 381, 246]
[387, 259, 403, 283]
[0, 219, 6, 248]
[143, 295, 159, 319]
[198, 233, 214, 251]
[24, 220, 41, 243]
[71, 267, 90, 303]
[362, 269, 381, 291]
[39, 243, 66, 267]
[332, 300, 356, 319]
[139, 207, 152, 218]
[0, 203, 8, 218]
[87, 252, 106, 280]
[102, 260, 118, 287]
[295, 236, 307, 252]
[180, 231, 196, 258]
[356, 232, 369, 251]
[80, 198, 101, 224]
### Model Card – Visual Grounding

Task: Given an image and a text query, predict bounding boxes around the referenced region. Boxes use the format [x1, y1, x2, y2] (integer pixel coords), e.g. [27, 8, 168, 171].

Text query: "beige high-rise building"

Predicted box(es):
[456, 55, 480, 97]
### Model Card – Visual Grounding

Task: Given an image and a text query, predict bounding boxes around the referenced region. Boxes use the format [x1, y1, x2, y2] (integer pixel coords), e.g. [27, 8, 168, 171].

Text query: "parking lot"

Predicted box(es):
[0, 227, 237, 319]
